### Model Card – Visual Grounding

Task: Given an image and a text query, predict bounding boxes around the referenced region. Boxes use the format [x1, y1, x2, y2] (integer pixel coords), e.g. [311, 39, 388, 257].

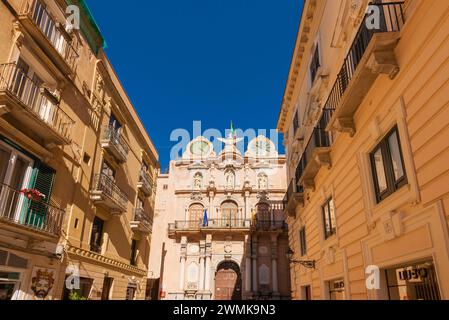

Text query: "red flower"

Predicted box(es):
[20, 189, 46, 201]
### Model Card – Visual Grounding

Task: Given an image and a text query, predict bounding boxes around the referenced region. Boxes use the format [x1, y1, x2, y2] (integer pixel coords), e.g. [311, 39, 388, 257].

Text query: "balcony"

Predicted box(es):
[0, 63, 74, 145]
[326, 2, 405, 135]
[90, 174, 127, 215]
[18, 0, 78, 76]
[168, 219, 252, 237]
[137, 169, 153, 197]
[296, 110, 333, 190]
[130, 208, 153, 234]
[101, 126, 130, 163]
[253, 220, 288, 232]
[283, 180, 304, 218]
[0, 183, 65, 239]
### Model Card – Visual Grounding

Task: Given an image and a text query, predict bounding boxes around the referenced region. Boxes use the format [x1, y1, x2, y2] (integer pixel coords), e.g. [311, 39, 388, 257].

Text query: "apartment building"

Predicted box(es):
[0, 0, 158, 300]
[278, 0, 449, 300]
[149, 135, 290, 300]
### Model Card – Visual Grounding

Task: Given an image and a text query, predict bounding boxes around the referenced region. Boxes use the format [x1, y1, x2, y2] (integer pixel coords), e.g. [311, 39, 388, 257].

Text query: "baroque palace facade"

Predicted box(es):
[149, 135, 291, 300]
[279, 0, 449, 300]
[0, 0, 158, 300]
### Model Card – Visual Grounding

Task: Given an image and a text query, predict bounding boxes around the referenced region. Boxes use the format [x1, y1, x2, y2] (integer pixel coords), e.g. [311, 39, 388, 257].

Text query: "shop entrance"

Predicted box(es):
[384, 260, 441, 300]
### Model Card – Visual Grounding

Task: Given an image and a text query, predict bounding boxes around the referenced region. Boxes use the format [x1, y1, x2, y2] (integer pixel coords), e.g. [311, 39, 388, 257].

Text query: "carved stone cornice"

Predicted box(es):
[66, 245, 147, 276]
[277, 0, 318, 132]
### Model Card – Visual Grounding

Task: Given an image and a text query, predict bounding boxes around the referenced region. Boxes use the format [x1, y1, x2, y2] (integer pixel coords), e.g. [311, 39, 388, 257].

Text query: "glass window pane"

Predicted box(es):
[0, 250, 7, 266]
[0, 147, 11, 184]
[323, 204, 330, 237]
[388, 131, 405, 182]
[7, 253, 28, 269]
[373, 148, 388, 193]
[329, 199, 336, 234]
[385, 261, 441, 300]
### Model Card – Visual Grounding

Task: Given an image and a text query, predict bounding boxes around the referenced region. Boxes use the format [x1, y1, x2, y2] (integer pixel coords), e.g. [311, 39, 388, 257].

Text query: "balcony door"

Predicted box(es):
[189, 204, 203, 228]
[109, 113, 122, 135]
[12, 59, 52, 124]
[31, 0, 66, 56]
[90, 217, 104, 254]
[256, 203, 271, 230]
[0, 142, 34, 222]
[221, 201, 238, 227]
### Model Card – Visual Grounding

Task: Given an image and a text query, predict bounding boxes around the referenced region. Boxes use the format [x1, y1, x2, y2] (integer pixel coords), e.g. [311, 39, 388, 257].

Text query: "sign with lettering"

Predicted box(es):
[397, 267, 429, 282]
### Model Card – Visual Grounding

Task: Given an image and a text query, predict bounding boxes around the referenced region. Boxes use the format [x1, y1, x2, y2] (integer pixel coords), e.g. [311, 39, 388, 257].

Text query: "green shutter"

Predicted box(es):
[25, 163, 56, 229]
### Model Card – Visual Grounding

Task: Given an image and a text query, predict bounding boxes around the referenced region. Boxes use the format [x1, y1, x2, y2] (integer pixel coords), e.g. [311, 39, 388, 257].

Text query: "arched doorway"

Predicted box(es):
[221, 201, 238, 227]
[188, 203, 204, 228]
[214, 261, 242, 300]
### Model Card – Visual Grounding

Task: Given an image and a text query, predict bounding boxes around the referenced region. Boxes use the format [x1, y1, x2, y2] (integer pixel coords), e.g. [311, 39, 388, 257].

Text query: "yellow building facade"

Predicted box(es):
[279, 0, 449, 300]
[0, 0, 158, 300]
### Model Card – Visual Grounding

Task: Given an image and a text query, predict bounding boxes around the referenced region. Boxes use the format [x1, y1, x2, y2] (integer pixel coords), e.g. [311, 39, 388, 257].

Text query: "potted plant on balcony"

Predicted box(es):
[20, 189, 46, 202]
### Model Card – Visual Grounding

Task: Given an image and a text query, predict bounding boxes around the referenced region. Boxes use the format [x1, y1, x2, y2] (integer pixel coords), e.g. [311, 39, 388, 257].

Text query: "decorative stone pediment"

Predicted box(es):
[189, 162, 209, 170]
[331, 0, 369, 48]
[305, 71, 330, 126]
[291, 136, 304, 154]
[190, 192, 203, 201]
[257, 191, 270, 203]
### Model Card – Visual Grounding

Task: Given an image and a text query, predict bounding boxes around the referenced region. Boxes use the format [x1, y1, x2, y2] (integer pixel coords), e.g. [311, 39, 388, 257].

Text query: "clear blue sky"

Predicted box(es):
[86, 0, 303, 170]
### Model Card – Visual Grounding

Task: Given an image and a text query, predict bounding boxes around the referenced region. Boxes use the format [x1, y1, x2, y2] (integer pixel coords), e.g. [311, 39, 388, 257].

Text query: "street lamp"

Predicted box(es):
[286, 249, 316, 269]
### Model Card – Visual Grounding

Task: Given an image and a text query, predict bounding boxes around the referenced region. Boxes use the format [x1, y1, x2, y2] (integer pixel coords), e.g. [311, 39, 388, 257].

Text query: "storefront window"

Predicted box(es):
[0, 272, 21, 300]
[328, 279, 345, 300]
[385, 261, 441, 300]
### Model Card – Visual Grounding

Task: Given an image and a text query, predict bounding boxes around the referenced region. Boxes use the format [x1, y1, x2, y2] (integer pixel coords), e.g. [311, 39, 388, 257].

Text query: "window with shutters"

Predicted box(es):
[27, 163, 56, 229]
[0, 140, 56, 227]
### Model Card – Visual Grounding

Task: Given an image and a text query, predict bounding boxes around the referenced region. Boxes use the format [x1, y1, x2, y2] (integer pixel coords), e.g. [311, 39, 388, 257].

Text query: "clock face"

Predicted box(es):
[190, 141, 210, 156]
[252, 140, 271, 156]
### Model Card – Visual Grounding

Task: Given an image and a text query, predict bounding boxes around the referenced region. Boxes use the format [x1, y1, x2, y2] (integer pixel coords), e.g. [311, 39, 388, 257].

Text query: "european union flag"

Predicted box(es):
[203, 209, 208, 227]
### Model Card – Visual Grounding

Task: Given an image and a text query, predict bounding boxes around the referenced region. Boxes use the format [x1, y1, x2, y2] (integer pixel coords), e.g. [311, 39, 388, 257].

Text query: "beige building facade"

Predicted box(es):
[149, 135, 291, 300]
[278, 0, 449, 300]
[0, 0, 158, 300]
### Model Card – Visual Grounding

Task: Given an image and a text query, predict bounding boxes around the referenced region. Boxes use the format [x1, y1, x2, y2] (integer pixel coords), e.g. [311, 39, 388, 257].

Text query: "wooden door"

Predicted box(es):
[189, 204, 203, 228]
[257, 203, 271, 230]
[214, 263, 242, 300]
[221, 201, 238, 227]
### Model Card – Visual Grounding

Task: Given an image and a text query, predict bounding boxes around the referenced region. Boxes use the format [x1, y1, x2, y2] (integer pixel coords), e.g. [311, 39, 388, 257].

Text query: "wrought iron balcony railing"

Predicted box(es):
[0, 183, 65, 237]
[132, 208, 153, 231]
[0, 63, 74, 143]
[101, 126, 130, 162]
[90, 174, 127, 212]
[295, 109, 334, 185]
[169, 219, 252, 233]
[138, 169, 153, 196]
[283, 179, 304, 217]
[20, 0, 79, 72]
[324, 2, 405, 133]
[254, 220, 288, 232]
